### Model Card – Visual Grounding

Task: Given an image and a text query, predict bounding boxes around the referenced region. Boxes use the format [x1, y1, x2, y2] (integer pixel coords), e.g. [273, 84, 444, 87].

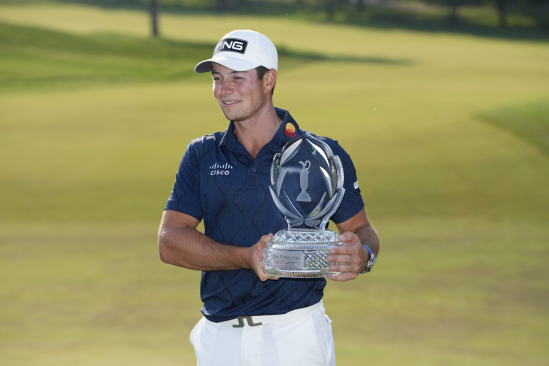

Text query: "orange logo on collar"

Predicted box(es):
[285, 123, 296, 138]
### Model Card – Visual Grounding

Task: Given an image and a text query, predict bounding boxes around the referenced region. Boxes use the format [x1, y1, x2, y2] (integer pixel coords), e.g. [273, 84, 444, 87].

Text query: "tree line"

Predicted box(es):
[142, 0, 549, 37]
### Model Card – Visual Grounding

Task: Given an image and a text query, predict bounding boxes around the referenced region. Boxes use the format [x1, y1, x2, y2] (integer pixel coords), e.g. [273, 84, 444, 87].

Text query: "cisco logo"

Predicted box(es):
[210, 163, 233, 176]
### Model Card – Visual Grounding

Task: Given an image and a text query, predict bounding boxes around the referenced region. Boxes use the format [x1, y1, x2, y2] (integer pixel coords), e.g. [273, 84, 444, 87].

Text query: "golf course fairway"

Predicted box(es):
[1, 3, 548, 366]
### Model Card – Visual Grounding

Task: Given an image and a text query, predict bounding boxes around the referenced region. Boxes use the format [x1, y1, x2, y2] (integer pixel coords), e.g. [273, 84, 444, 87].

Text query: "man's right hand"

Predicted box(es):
[159, 211, 283, 278]
[249, 234, 280, 282]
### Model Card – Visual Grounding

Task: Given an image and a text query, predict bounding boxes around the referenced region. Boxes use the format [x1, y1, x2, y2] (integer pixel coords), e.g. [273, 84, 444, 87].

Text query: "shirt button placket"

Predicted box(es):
[250, 163, 259, 185]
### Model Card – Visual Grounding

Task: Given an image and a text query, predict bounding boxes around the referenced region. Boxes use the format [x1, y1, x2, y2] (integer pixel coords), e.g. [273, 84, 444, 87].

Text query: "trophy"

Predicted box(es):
[263, 132, 346, 278]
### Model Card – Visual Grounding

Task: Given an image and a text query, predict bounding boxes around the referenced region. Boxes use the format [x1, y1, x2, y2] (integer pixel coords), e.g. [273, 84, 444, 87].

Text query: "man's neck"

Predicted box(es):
[233, 104, 282, 158]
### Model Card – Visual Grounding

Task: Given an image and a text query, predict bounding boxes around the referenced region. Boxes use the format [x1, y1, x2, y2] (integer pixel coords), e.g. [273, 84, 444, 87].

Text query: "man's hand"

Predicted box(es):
[249, 234, 280, 282]
[326, 232, 368, 282]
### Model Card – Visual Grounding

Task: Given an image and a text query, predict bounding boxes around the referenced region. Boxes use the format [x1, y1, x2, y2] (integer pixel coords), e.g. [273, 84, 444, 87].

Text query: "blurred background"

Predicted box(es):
[1, 0, 548, 365]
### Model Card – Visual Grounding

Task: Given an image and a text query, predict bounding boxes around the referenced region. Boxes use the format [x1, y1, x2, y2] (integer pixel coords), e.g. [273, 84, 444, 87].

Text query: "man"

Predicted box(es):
[158, 30, 379, 366]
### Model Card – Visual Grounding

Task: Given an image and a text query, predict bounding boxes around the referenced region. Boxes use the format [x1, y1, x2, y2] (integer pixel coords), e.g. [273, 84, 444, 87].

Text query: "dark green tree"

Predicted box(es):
[355, 0, 366, 14]
[424, 0, 488, 25]
[150, 0, 159, 37]
[519, 0, 549, 29]
[493, 0, 510, 27]
[215, 0, 228, 10]
[215, 0, 245, 11]
[324, 0, 336, 21]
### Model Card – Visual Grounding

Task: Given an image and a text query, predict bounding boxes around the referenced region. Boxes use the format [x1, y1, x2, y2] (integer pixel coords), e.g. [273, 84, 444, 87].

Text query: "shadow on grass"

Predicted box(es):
[279, 46, 413, 65]
[0, 20, 413, 65]
[0, 21, 412, 93]
[476, 100, 549, 156]
[21, 0, 549, 44]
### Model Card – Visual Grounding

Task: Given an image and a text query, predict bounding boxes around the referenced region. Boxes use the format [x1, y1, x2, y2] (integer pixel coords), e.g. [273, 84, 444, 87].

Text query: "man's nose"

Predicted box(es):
[218, 80, 233, 95]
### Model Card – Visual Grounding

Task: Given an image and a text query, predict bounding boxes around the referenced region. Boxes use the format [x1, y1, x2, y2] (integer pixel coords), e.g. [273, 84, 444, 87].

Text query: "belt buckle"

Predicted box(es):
[232, 316, 263, 328]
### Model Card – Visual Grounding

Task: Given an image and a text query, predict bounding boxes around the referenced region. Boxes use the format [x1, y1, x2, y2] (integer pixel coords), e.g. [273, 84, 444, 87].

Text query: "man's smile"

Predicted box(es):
[222, 100, 241, 106]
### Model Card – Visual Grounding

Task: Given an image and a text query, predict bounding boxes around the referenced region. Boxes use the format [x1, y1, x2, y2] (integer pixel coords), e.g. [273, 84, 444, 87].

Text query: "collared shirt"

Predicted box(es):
[165, 107, 364, 322]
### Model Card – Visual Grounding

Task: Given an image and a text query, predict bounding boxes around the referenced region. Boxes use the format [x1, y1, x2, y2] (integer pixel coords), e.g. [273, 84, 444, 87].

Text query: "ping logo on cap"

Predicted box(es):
[215, 38, 248, 55]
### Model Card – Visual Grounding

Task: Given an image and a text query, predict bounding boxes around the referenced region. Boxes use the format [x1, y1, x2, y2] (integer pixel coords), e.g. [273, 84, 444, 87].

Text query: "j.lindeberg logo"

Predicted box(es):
[210, 163, 233, 176]
[214, 38, 248, 55]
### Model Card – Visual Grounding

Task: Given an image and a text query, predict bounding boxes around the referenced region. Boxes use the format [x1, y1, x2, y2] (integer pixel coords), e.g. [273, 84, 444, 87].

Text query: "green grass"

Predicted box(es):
[0, 22, 207, 91]
[1, 3, 549, 366]
[2, 218, 548, 366]
[477, 99, 549, 156]
[0, 222, 202, 366]
[0, 21, 401, 93]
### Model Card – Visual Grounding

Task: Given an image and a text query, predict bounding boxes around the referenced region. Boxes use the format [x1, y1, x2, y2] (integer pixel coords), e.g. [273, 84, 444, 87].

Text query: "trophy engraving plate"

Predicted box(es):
[263, 133, 346, 278]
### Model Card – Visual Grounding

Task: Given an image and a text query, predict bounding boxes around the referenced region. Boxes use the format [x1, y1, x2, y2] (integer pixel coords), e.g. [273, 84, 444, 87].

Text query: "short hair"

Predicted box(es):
[255, 66, 275, 95]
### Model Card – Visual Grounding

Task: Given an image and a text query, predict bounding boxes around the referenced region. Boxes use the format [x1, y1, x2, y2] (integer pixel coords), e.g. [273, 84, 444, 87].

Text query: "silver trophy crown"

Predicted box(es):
[269, 132, 345, 231]
[263, 132, 346, 278]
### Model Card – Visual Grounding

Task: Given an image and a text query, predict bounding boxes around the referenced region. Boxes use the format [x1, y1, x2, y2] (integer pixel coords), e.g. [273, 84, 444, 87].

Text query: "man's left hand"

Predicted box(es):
[326, 232, 368, 282]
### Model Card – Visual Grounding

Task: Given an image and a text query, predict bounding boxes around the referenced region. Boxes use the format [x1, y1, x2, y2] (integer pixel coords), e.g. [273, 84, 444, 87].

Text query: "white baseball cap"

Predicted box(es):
[194, 30, 278, 74]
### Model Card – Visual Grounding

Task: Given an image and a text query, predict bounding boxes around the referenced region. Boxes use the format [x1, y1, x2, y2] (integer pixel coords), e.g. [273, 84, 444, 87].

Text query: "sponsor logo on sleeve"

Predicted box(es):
[354, 181, 359, 190]
[214, 38, 248, 55]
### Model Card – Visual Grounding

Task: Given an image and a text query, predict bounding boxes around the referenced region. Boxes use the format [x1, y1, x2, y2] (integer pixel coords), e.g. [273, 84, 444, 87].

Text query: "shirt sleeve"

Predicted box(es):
[164, 141, 203, 221]
[329, 141, 365, 224]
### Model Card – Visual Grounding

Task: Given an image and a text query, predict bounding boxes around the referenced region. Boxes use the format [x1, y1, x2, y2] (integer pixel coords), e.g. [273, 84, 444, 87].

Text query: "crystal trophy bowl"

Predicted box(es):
[263, 132, 346, 278]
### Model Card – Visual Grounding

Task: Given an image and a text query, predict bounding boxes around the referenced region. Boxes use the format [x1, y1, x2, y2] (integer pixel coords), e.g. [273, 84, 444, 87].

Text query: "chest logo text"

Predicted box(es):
[210, 163, 233, 176]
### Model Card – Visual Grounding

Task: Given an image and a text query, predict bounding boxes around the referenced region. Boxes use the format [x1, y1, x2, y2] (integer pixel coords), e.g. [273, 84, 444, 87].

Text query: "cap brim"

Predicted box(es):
[194, 55, 261, 74]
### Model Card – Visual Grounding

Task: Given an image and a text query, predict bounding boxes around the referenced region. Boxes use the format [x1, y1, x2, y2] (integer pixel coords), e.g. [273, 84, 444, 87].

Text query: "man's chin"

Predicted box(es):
[220, 111, 232, 121]
[221, 111, 245, 122]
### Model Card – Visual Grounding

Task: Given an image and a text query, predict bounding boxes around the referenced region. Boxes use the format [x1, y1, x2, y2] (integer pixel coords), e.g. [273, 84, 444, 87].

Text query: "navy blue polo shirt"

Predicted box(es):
[165, 107, 364, 322]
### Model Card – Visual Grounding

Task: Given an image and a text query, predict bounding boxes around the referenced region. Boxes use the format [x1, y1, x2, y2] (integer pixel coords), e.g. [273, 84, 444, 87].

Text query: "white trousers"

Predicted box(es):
[190, 300, 336, 366]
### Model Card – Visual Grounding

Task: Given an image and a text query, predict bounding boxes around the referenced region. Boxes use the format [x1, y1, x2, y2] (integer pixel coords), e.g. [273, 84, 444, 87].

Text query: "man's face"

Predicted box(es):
[212, 63, 268, 122]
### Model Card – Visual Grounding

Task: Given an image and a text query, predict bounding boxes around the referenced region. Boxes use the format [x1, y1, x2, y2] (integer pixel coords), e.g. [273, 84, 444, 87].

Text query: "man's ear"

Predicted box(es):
[264, 69, 277, 94]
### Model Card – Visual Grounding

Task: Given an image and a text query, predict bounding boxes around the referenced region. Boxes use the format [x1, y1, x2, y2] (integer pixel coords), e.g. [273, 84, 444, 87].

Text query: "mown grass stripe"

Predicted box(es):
[477, 99, 549, 156]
